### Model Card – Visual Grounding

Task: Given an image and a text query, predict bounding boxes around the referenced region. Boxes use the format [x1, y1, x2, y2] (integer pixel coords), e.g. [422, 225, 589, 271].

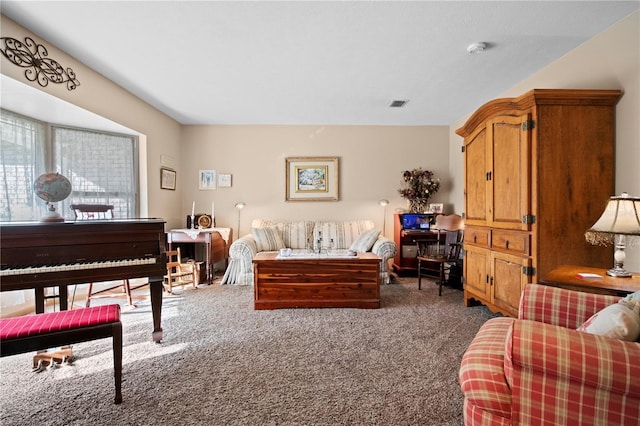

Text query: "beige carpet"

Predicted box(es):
[0, 277, 496, 426]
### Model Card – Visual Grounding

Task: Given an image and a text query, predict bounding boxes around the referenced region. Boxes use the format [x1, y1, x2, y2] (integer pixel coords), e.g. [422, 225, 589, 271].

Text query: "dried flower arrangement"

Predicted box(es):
[398, 168, 440, 213]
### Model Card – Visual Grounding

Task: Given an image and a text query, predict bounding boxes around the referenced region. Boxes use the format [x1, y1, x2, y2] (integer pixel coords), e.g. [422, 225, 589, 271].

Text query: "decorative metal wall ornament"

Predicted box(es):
[0, 36, 80, 90]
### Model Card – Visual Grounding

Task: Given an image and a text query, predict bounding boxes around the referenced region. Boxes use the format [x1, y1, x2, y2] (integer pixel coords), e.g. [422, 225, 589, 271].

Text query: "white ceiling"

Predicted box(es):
[1, 1, 638, 126]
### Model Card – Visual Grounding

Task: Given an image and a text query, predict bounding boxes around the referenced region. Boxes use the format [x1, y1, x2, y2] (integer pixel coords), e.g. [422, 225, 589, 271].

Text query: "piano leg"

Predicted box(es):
[149, 278, 163, 343]
[34, 285, 69, 313]
[58, 285, 69, 311]
[35, 288, 45, 314]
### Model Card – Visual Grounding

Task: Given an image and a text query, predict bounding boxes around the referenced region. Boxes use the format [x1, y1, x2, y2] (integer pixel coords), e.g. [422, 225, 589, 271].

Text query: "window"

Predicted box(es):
[0, 109, 138, 221]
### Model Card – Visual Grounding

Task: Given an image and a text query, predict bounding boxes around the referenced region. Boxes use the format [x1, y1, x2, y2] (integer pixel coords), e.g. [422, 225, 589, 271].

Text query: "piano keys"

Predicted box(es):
[0, 219, 167, 343]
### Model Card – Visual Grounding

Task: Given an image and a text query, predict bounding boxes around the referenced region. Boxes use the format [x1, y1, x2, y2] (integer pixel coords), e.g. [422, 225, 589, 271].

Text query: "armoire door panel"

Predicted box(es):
[464, 126, 488, 225]
[488, 115, 531, 230]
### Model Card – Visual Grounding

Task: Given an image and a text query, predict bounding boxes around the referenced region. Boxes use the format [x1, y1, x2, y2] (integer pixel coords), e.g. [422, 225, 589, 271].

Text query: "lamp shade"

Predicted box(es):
[585, 193, 640, 246]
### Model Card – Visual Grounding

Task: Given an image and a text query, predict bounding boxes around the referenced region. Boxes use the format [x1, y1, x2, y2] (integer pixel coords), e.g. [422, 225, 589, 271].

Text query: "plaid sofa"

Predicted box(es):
[459, 284, 640, 425]
[221, 219, 397, 286]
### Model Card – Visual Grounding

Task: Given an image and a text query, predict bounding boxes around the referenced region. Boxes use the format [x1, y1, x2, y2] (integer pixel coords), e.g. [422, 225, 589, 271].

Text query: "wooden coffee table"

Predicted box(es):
[252, 252, 381, 309]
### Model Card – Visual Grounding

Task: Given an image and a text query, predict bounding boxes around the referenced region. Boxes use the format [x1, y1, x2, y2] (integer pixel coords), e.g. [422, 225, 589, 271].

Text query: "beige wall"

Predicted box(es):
[1, 16, 184, 315]
[180, 125, 449, 238]
[1, 10, 638, 316]
[448, 11, 640, 270]
[0, 15, 184, 223]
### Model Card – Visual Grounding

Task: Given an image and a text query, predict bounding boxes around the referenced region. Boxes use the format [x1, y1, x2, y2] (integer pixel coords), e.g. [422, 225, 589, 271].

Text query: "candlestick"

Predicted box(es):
[211, 201, 215, 220]
[191, 201, 195, 217]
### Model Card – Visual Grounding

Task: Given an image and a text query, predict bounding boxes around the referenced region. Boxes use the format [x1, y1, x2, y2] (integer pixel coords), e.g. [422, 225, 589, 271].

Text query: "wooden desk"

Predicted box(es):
[540, 264, 640, 297]
[167, 228, 232, 283]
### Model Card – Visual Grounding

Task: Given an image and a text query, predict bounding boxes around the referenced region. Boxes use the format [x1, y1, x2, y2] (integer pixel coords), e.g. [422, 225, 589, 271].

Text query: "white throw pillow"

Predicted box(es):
[577, 301, 640, 341]
[348, 229, 381, 253]
[251, 227, 285, 252]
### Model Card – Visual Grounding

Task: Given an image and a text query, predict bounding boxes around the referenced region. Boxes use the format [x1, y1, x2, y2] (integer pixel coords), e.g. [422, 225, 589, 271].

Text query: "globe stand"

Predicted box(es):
[41, 202, 64, 222]
[34, 172, 72, 223]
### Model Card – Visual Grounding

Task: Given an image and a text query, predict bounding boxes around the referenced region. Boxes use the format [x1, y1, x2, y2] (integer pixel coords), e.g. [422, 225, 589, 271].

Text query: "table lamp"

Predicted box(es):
[585, 193, 640, 277]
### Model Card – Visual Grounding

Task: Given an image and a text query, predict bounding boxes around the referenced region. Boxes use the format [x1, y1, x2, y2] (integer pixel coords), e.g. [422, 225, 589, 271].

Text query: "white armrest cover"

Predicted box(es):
[220, 234, 257, 286]
[372, 236, 398, 284]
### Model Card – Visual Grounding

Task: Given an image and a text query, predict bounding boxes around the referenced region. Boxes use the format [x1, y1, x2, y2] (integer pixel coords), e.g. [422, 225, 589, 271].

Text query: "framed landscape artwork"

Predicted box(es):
[286, 156, 339, 201]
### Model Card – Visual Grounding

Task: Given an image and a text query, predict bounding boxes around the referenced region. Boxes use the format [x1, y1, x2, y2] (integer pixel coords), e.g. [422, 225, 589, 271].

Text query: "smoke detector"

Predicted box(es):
[467, 42, 487, 54]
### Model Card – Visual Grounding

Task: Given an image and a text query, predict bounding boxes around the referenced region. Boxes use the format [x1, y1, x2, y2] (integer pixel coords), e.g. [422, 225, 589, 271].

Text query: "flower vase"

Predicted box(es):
[409, 199, 429, 213]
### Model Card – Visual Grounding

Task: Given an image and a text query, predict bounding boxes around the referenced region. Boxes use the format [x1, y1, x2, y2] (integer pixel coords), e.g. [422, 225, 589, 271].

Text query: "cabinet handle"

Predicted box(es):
[473, 235, 477, 243]
[505, 240, 509, 249]
[490, 276, 494, 286]
[485, 274, 489, 283]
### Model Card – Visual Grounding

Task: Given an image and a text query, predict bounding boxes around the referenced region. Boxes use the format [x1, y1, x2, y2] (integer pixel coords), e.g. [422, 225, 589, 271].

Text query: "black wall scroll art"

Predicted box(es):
[0, 36, 80, 90]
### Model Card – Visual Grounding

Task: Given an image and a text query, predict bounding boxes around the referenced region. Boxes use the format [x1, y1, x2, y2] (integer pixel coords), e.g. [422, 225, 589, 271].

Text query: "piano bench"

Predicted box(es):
[0, 304, 123, 404]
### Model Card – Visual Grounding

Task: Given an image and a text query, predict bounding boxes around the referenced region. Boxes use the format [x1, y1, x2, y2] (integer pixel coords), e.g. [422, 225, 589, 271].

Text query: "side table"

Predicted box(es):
[167, 228, 232, 283]
[540, 264, 640, 297]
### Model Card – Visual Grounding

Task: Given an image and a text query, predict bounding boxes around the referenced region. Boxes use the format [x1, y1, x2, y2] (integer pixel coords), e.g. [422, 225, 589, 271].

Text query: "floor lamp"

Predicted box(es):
[234, 202, 246, 238]
[378, 199, 389, 236]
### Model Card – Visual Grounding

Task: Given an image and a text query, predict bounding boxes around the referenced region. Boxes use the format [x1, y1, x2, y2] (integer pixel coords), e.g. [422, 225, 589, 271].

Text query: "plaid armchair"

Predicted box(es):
[459, 284, 640, 425]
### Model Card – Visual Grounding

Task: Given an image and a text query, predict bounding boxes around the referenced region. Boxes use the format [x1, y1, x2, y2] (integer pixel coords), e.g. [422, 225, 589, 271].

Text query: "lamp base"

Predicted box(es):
[606, 267, 632, 278]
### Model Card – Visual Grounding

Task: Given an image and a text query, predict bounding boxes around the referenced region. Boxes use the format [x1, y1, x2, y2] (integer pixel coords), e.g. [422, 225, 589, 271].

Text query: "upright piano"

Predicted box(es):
[0, 219, 167, 342]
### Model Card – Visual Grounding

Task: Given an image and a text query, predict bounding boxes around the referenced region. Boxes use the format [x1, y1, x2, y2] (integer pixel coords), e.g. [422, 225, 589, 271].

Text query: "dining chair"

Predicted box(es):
[416, 214, 464, 296]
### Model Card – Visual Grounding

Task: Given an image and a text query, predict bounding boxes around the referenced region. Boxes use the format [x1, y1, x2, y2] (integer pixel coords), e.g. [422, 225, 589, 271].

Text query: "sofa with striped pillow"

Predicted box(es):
[221, 219, 397, 286]
[459, 283, 640, 425]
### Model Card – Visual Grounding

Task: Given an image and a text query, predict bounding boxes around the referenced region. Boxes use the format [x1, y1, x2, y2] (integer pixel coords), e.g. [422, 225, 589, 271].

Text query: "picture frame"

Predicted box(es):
[199, 170, 216, 190]
[218, 173, 232, 188]
[286, 156, 339, 201]
[160, 168, 176, 190]
[429, 203, 444, 214]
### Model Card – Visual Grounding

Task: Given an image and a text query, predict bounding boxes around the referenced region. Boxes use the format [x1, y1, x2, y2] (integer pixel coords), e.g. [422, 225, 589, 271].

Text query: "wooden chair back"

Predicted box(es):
[70, 204, 114, 220]
[164, 248, 197, 293]
[433, 213, 464, 231]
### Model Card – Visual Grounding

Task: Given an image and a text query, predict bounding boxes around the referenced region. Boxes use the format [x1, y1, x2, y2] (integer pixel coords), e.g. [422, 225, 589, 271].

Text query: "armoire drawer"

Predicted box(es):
[491, 229, 530, 256]
[464, 226, 491, 248]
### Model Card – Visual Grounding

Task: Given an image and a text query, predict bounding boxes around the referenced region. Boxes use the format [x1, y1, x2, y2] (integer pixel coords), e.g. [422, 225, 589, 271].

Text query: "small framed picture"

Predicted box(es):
[160, 168, 176, 190]
[199, 170, 216, 190]
[429, 203, 444, 214]
[218, 173, 232, 188]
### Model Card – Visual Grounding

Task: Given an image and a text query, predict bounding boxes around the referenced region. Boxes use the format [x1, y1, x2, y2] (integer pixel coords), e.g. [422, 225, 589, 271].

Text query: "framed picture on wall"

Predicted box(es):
[286, 156, 339, 201]
[429, 203, 444, 214]
[218, 173, 232, 188]
[160, 168, 176, 190]
[199, 170, 216, 190]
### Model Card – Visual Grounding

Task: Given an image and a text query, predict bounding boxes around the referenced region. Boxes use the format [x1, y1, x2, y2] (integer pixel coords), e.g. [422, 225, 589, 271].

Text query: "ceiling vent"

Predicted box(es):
[389, 100, 408, 108]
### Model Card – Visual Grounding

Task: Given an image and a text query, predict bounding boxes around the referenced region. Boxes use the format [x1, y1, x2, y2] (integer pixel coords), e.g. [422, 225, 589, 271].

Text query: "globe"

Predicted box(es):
[34, 172, 72, 221]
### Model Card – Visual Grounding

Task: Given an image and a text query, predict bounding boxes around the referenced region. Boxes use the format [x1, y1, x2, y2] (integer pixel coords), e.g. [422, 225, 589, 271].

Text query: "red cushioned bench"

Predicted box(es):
[0, 304, 123, 404]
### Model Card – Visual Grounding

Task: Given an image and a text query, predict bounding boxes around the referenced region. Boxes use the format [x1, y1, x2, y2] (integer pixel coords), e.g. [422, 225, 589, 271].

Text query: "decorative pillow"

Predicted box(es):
[277, 221, 314, 249]
[622, 289, 640, 304]
[314, 220, 375, 249]
[577, 301, 640, 341]
[348, 229, 381, 252]
[251, 227, 285, 252]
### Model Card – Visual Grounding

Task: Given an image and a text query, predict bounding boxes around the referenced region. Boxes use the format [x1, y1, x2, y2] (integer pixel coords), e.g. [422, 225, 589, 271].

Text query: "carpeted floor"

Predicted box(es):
[0, 277, 496, 426]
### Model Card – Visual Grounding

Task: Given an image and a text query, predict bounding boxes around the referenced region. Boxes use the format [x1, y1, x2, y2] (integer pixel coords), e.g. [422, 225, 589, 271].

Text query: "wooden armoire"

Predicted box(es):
[456, 89, 622, 317]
